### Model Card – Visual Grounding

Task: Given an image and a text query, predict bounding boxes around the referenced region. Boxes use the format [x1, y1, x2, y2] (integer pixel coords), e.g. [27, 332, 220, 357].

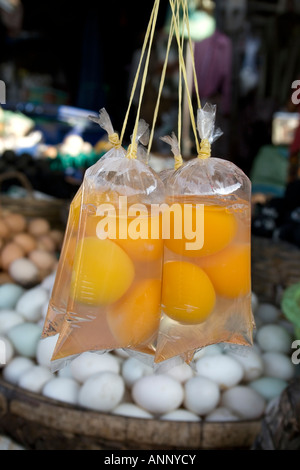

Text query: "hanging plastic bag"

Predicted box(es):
[50, 118, 165, 369]
[41, 109, 125, 339]
[154, 102, 254, 364]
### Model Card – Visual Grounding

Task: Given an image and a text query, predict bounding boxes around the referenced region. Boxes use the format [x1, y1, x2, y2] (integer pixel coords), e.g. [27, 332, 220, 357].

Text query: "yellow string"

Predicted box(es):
[177, 0, 184, 154]
[126, 0, 160, 159]
[168, 0, 200, 156]
[197, 138, 211, 159]
[174, 153, 183, 169]
[119, 0, 159, 146]
[181, 0, 201, 110]
[147, 3, 176, 155]
[108, 132, 121, 149]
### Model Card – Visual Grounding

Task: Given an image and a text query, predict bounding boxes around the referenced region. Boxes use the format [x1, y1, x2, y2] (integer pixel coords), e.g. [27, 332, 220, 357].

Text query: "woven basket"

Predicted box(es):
[0, 171, 68, 227]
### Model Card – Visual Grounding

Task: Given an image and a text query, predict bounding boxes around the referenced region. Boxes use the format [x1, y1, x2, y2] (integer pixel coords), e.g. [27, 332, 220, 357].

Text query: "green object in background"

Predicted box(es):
[281, 283, 300, 333]
[49, 150, 105, 171]
[250, 145, 289, 197]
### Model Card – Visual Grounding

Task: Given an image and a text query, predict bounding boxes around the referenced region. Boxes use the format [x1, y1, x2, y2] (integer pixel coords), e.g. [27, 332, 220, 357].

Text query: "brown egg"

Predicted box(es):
[0, 219, 10, 239]
[4, 213, 27, 233]
[0, 272, 13, 285]
[13, 232, 37, 254]
[37, 234, 56, 252]
[28, 218, 50, 237]
[49, 229, 64, 249]
[29, 249, 56, 272]
[1, 242, 25, 270]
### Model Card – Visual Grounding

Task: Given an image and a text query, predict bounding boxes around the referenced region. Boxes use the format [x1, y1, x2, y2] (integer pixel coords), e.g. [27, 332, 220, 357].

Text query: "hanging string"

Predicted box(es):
[126, 0, 160, 159]
[168, 0, 200, 156]
[147, 1, 177, 155]
[119, 0, 159, 147]
[181, 0, 201, 110]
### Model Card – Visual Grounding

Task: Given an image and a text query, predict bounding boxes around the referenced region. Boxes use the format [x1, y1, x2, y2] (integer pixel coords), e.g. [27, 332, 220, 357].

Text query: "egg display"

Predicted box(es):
[0, 211, 64, 287]
[0, 275, 298, 431]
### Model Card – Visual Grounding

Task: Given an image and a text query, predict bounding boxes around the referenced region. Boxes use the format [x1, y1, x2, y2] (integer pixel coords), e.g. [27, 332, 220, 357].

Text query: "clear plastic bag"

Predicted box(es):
[50, 118, 165, 369]
[41, 109, 125, 339]
[154, 103, 254, 364]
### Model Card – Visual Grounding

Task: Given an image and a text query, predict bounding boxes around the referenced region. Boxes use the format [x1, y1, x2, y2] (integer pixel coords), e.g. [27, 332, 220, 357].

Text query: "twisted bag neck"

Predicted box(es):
[108, 132, 121, 149]
[174, 153, 183, 170]
[126, 142, 138, 160]
[197, 138, 211, 160]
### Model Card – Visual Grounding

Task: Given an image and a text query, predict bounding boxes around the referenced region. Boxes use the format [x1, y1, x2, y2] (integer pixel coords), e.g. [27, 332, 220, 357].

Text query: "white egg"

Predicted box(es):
[121, 357, 154, 388]
[221, 385, 266, 420]
[0, 310, 24, 334]
[256, 324, 292, 354]
[195, 354, 244, 389]
[42, 377, 79, 405]
[193, 344, 223, 362]
[112, 403, 153, 419]
[36, 335, 58, 368]
[166, 362, 194, 383]
[57, 363, 73, 378]
[114, 349, 130, 359]
[226, 347, 264, 382]
[132, 374, 184, 415]
[255, 303, 280, 324]
[0, 284, 24, 309]
[18, 365, 53, 393]
[78, 372, 125, 412]
[262, 352, 295, 380]
[16, 286, 49, 322]
[9, 258, 39, 286]
[2, 356, 35, 384]
[160, 409, 201, 422]
[249, 377, 287, 401]
[251, 292, 259, 314]
[40, 272, 56, 293]
[0, 335, 14, 367]
[205, 407, 239, 422]
[184, 376, 220, 415]
[70, 351, 120, 383]
[7, 322, 42, 358]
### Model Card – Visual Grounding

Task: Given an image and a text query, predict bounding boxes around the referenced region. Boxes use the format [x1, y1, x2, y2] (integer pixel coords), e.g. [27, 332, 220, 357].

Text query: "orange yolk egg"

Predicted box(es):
[113, 214, 163, 262]
[162, 261, 216, 324]
[107, 278, 161, 346]
[70, 237, 135, 306]
[199, 243, 251, 298]
[164, 204, 237, 257]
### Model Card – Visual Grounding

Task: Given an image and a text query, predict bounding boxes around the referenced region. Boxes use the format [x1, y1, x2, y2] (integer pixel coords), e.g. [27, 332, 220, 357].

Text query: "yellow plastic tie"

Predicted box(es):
[197, 138, 211, 160]
[108, 132, 121, 149]
[174, 153, 183, 170]
[126, 142, 138, 160]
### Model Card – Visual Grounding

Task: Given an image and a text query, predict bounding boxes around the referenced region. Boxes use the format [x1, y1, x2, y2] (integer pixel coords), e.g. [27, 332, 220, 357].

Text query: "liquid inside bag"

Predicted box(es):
[41, 186, 83, 338]
[50, 142, 165, 369]
[154, 105, 254, 364]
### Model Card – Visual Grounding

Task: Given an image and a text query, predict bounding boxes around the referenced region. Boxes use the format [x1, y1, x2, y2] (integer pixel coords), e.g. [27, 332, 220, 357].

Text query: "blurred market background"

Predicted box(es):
[1, 0, 300, 246]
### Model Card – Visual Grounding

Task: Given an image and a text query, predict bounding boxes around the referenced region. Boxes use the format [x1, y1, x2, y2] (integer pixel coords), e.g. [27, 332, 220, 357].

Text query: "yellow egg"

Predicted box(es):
[199, 243, 251, 298]
[164, 203, 237, 257]
[113, 214, 163, 262]
[162, 261, 216, 324]
[107, 278, 161, 347]
[70, 237, 135, 306]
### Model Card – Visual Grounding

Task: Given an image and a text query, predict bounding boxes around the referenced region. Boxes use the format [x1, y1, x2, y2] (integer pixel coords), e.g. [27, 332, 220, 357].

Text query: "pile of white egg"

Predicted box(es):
[0, 275, 298, 423]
